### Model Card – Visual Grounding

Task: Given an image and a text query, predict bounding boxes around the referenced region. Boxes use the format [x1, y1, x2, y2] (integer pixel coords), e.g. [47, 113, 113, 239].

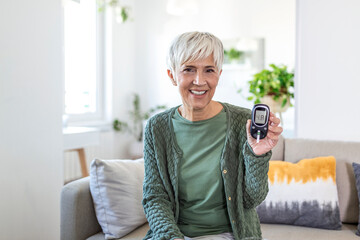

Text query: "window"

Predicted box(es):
[64, 0, 104, 122]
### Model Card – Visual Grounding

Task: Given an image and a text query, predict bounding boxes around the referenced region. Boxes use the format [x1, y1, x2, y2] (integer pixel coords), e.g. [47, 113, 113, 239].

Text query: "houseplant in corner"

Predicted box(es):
[97, 0, 131, 23]
[224, 47, 245, 64]
[247, 64, 294, 123]
[113, 93, 166, 158]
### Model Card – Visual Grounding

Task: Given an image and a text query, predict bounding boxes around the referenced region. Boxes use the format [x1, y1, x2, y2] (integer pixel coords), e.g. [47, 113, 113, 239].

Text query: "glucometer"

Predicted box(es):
[250, 104, 270, 143]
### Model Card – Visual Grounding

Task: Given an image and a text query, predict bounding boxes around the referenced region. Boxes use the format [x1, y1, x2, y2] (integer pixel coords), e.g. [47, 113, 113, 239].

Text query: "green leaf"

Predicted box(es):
[113, 93, 167, 141]
[113, 119, 127, 132]
[109, 0, 118, 7]
[245, 63, 295, 109]
[143, 113, 149, 119]
[121, 7, 129, 22]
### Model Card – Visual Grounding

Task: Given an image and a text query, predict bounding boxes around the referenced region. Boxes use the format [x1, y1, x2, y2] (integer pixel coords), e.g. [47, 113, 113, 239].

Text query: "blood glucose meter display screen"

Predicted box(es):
[255, 110, 266, 124]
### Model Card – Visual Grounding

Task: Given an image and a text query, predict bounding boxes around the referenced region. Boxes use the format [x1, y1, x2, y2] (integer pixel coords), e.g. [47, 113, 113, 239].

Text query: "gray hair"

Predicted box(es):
[166, 31, 224, 75]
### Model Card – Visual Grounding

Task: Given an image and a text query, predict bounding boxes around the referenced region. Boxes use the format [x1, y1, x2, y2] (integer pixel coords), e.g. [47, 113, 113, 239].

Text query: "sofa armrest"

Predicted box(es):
[61, 177, 102, 240]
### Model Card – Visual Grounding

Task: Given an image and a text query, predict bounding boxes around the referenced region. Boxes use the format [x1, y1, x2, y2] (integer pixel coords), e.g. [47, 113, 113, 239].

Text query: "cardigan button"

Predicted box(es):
[228, 196, 231, 201]
[223, 169, 227, 174]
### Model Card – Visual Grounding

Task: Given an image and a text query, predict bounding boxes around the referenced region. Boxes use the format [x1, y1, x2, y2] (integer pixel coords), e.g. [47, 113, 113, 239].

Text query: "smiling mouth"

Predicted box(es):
[190, 90, 207, 95]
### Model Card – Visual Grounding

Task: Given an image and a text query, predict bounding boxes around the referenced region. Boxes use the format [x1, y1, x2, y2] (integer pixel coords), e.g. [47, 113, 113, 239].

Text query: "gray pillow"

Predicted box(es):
[90, 158, 146, 239]
[352, 162, 360, 236]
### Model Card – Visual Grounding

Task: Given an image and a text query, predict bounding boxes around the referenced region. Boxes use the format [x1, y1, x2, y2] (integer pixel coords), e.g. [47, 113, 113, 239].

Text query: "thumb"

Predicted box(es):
[246, 119, 251, 137]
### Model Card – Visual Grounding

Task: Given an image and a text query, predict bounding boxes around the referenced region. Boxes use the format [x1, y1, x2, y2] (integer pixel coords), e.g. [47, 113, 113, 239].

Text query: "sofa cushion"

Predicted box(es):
[270, 134, 285, 161]
[89, 158, 146, 239]
[284, 138, 360, 223]
[87, 223, 150, 240]
[86, 223, 358, 240]
[261, 223, 358, 240]
[352, 162, 360, 236]
[257, 156, 341, 230]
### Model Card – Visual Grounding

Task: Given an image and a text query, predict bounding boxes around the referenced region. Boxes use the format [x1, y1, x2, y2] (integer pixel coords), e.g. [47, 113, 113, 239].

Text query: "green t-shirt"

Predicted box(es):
[172, 107, 232, 237]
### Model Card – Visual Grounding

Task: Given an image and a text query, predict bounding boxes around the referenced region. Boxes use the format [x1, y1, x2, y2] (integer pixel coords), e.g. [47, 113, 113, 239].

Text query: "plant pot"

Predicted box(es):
[260, 95, 290, 113]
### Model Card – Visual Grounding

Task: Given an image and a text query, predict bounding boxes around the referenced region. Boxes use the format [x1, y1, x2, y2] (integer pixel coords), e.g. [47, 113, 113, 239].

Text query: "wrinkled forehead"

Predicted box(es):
[180, 54, 216, 68]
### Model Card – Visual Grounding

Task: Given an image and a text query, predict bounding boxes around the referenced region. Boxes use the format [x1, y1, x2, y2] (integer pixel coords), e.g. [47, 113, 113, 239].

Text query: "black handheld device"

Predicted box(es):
[250, 104, 270, 142]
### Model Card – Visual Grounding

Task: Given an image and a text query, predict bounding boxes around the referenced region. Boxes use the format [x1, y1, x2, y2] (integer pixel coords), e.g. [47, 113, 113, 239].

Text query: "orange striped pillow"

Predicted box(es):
[256, 156, 342, 230]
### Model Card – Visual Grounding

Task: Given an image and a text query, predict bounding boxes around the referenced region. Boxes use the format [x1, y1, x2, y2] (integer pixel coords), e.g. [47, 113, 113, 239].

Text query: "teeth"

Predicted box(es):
[191, 90, 206, 95]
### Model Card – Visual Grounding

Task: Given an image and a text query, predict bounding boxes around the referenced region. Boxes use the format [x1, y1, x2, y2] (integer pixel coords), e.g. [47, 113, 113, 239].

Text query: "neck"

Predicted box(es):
[179, 101, 222, 121]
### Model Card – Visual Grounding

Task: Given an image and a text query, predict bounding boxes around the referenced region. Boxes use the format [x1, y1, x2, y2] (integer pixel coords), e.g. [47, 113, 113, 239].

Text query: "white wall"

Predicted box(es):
[108, 0, 295, 158]
[296, 0, 360, 141]
[131, 0, 295, 130]
[109, 0, 140, 157]
[0, 1, 63, 239]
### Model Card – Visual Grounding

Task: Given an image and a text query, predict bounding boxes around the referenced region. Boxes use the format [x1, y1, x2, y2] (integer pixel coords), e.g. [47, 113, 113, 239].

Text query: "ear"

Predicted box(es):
[215, 69, 223, 86]
[167, 69, 177, 86]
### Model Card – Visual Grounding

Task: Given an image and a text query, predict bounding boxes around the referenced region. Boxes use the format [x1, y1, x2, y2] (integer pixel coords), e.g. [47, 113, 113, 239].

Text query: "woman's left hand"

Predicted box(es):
[246, 112, 283, 156]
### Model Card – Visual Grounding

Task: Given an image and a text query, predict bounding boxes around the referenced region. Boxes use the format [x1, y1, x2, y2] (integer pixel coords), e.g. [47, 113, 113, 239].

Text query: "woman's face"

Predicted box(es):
[168, 54, 222, 111]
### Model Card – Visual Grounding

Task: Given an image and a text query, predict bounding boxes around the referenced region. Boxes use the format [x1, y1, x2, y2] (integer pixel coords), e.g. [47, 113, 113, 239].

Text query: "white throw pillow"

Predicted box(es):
[89, 158, 146, 239]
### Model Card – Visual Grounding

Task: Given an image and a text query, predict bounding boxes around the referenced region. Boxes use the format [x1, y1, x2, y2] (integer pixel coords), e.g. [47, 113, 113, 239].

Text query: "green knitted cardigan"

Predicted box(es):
[142, 102, 271, 240]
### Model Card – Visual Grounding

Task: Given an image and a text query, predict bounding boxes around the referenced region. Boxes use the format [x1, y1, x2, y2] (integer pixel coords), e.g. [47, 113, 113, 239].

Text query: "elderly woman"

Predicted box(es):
[142, 32, 283, 240]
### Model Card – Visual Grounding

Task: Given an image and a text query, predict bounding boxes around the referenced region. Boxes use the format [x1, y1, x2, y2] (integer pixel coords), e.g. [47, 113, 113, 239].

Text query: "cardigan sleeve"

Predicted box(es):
[241, 141, 271, 209]
[142, 119, 184, 240]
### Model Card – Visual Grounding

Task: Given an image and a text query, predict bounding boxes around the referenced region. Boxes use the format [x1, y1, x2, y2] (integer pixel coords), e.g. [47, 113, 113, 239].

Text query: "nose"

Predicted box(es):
[193, 71, 206, 86]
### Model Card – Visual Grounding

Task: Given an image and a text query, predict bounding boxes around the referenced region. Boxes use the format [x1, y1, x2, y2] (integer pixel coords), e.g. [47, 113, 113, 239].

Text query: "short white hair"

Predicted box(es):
[167, 31, 224, 75]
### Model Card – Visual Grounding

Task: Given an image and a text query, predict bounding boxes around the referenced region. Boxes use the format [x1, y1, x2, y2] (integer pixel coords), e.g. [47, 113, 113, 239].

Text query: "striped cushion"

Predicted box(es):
[352, 162, 360, 236]
[257, 156, 342, 230]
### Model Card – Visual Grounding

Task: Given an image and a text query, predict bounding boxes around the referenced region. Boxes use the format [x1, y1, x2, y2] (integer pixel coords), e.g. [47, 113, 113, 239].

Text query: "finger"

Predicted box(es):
[269, 112, 276, 118]
[270, 114, 280, 124]
[246, 119, 257, 143]
[266, 131, 280, 140]
[246, 119, 251, 136]
[269, 115, 281, 126]
[269, 125, 283, 134]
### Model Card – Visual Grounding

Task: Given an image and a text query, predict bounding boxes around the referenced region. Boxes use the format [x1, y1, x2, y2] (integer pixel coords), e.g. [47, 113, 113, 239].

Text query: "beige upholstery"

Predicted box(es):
[269, 135, 285, 161]
[261, 223, 358, 240]
[86, 223, 358, 240]
[284, 138, 360, 223]
[61, 137, 360, 240]
[87, 223, 149, 240]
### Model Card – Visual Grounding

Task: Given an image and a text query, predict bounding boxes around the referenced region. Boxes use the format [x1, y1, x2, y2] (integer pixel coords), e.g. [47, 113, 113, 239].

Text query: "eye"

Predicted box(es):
[206, 68, 215, 73]
[183, 68, 194, 72]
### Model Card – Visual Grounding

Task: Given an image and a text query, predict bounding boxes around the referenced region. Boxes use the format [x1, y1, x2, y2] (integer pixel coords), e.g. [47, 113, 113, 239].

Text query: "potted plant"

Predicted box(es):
[113, 93, 167, 157]
[247, 64, 294, 114]
[224, 47, 245, 64]
[97, 0, 131, 23]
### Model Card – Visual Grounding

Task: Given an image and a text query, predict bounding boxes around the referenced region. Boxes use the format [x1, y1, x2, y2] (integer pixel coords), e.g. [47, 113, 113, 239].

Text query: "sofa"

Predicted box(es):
[61, 137, 360, 240]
